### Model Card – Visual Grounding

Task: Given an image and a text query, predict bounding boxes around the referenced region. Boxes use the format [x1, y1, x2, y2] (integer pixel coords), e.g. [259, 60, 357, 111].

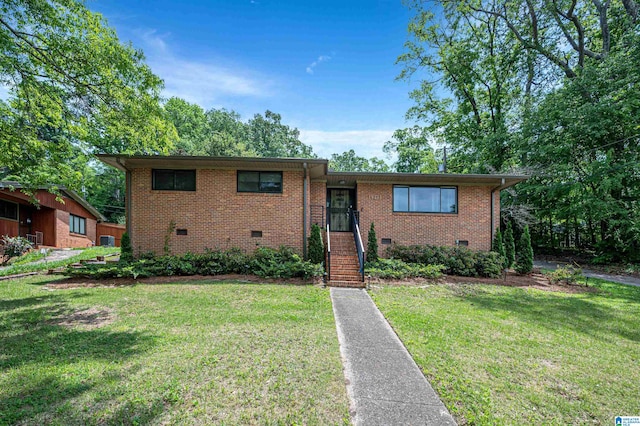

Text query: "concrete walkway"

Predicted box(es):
[331, 288, 456, 425]
[534, 260, 640, 287]
[0, 249, 84, 271]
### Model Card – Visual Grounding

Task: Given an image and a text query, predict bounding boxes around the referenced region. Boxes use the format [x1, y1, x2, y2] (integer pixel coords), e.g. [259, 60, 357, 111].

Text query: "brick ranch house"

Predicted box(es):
[0, 181, 107, 248]
[98, 155, 526, 284]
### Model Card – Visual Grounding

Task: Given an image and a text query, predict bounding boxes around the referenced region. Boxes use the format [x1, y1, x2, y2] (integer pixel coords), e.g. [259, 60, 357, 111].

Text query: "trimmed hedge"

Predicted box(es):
[67, 246, 323, 280]
[366, 259, 445, 279]
[386, 244, 503, 278]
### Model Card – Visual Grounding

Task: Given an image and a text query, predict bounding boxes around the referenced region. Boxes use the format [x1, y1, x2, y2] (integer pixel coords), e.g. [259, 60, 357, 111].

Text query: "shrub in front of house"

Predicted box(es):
[1, 235, 33, 265]
[385, 244, 503, 278]
[366, 258, 445, 279]
[67, 246, 323, 280]
[307, 224, 324, 265]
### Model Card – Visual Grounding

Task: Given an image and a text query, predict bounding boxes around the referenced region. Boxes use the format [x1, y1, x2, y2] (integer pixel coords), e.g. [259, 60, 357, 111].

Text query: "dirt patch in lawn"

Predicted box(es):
[44, 274, 322, 289]
[369, 272, 598, 294]
[49, 307, 115, 329]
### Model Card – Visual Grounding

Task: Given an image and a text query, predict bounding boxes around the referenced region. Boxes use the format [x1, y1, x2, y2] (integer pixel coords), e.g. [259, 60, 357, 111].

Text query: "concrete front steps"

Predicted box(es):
[328, 233, 365, 288]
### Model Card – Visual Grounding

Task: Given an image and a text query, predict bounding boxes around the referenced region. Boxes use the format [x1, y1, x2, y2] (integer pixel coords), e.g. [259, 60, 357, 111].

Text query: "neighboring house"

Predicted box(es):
[98, 155, 526, 259]
[0, 181, 106, 248]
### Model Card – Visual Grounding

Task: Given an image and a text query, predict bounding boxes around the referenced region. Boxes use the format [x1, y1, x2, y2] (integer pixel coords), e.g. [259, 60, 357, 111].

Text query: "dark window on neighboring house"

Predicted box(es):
[152, 169, 196, 191]
[70, 214, 86, 235]
[393, 186, 457, 213]
[0, 199, 18, 220]
[237, 171, 283, 193]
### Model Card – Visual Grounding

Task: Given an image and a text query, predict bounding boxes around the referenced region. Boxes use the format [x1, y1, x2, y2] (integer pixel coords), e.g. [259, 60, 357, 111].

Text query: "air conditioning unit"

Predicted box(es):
[99, 235, 115, 247]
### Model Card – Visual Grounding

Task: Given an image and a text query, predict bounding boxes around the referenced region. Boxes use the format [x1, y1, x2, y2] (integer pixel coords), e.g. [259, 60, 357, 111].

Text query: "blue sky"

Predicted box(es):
[89, 0, 420, 159]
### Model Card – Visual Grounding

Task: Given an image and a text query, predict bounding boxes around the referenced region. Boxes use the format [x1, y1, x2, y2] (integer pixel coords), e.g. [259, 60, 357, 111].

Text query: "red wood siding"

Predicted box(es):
[0, 218, 18, 237]
[96, 223, 125, 247]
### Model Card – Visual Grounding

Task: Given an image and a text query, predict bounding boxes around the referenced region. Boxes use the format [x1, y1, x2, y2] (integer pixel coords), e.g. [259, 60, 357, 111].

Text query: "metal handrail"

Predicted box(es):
[350, 209, 366, 282]
[326, 223, 331, 282]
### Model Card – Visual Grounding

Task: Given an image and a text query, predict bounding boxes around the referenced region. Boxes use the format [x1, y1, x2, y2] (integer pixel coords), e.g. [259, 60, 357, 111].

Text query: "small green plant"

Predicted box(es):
[547, 264, 585, 285]
[120, 232, 133, 263]
[164, 220, 176, 255]
[503, 222, 515, 269]
[307, 224, 324, 264]
[515, 225, 534, 274]
[1, 235, 33, 264]
[492, 228, 506, 269]
[366, 222, 378, 263]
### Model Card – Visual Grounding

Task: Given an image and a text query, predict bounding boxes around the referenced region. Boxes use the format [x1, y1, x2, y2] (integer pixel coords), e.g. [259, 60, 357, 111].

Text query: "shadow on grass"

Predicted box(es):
[458, 286, 640, 344]
[0, 293, 158, 425]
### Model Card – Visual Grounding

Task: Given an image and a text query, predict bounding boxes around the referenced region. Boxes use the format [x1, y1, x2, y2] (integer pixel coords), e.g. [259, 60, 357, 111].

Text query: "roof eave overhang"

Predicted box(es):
[326, 172, 528, 188]
[97, 154, 329, 178]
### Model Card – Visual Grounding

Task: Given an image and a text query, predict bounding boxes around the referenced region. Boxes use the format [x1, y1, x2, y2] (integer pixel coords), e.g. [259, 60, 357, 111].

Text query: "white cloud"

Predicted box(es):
[305, 55, 331, 75]
[299, 129, 396, 160]
[138, 30, 274, 107]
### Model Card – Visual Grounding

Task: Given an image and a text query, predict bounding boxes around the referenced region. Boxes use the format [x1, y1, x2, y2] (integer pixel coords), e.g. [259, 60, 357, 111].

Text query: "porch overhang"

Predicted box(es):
[323, 172, 528, 189]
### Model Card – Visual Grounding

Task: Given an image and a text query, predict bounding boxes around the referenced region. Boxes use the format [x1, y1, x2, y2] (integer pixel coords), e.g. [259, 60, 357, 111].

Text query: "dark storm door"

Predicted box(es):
[328, 189, 353, 232]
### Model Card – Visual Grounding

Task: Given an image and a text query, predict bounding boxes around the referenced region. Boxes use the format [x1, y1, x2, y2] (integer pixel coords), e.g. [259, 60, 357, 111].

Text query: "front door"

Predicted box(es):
[328, 189, 353, 232]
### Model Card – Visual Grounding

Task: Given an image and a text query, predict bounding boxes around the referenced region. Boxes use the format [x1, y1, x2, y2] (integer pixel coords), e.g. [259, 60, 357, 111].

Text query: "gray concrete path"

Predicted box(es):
[331, 287, 456, 426]
[534, 260, 640, 287]
[0, 249, 84, 271]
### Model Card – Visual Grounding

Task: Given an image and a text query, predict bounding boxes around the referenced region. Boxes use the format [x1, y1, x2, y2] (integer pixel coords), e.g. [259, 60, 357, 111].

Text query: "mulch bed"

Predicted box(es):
[369, 271, 599, 294]
[44, 274, 322, 289]
[45, 272, 597, 294]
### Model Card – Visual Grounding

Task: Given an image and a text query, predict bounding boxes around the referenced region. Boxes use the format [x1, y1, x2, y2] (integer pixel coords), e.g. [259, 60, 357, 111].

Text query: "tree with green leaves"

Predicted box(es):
[504, 222, 515, 269]
[120, 232, 133, 263]
[516, 225, 534, 274]
[247, 110, 315, 158]
[492, 228, 506, 269]
[399, 0, 640, 261]
[307, 224, 324, 264]
[165, 97, 254, 157]
[366, 222, 378, 263]
[0, 0, 176, 193]
[329, 150, 390, 172]
[383, 126, 439, 173]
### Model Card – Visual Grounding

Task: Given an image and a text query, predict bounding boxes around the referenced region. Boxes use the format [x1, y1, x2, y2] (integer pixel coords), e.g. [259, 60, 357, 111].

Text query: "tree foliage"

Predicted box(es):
[366, 222, 379, 262]
[0, 0, 177, 192]
[383, 126, 438, 173]
[329, 150, 390, 172]
[307, 224, 324, 264]
[400, 0, 640, 260]
[504, 222, 515, 268]
[492, 228, 506, 268]
[515, 225, 534, 274]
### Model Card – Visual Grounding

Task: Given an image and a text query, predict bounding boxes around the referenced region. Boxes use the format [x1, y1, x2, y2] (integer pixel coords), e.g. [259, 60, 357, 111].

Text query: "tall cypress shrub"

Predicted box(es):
[504, 222, 515, 269]
[366, 222, 378, 263]
[492, 228, 506, 269]
[120, 232, 133, 263]
[516, 225, 534, 274]
[307, 224, 324, 264]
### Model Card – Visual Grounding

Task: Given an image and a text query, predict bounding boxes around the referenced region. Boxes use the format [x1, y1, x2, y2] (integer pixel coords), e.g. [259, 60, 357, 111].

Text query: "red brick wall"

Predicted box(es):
[55, 210, 96, 248]
[357, 183, 497, 253]
[130, 168, 306, 255]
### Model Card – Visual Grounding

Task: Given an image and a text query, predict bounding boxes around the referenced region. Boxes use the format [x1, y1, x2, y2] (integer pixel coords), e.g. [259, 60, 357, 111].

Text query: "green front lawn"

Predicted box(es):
[0, 276, 349, 425]
[371, 280, 640, 425]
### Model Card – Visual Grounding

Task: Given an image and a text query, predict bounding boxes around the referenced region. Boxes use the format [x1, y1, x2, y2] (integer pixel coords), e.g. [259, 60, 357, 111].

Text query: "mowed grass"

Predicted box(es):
[371, 280, 640, 425]
[0, 276, 350, 425]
